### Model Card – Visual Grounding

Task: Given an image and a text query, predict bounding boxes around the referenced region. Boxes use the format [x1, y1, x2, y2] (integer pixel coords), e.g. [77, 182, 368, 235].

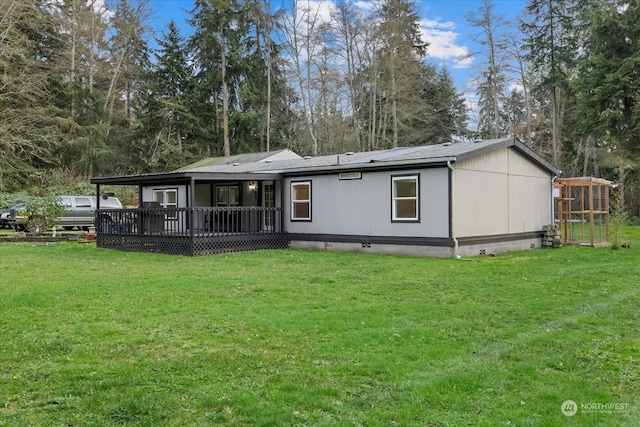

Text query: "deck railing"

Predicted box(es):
[95, 207, 288, 256]
[96, 206, 283, 237]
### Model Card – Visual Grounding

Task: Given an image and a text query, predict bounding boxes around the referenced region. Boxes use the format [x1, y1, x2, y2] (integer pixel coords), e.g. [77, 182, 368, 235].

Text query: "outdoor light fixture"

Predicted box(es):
[249, 182, 257, 191]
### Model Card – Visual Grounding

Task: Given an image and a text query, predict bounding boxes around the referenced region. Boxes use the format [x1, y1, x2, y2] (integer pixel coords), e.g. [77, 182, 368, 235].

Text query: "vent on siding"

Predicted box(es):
[339, 172, 362, 180]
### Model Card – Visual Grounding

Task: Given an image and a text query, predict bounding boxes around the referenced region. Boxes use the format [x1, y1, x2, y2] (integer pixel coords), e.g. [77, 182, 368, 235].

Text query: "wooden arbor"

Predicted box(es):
[554, 177, 612, 246]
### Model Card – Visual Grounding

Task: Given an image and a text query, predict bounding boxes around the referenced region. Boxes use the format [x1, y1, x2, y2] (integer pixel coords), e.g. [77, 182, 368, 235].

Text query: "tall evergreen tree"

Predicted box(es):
[104, 0, 153, 129]
[54, 0, 111, 178]
[368, 0, 430, 148]
[521, 0, 585, 164]
[0, 0, 64, 189]
[427, 68, 468, 142]
[189, 0, 249, 157]
[232, 0, 294, 154]
[573, 0, 640, 156]
[572, 0, 640, 208]
[466, 0, 509, 139]
[137, 20, 196, 171]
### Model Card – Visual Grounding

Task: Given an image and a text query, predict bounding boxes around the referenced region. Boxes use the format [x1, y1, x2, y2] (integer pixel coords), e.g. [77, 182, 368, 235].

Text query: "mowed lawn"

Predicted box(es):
[1, 228, 639, 426]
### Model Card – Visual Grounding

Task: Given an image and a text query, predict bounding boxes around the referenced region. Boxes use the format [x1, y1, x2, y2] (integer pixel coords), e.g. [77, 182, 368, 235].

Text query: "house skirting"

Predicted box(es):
[287, 231, 544, 258]
[96, 230, 543, 257]
[97, 232, 289, 256]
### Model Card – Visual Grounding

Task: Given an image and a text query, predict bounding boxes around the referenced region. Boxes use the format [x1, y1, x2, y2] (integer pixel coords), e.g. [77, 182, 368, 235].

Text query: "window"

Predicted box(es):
[215, 185, 239, 207]
[153, 188, 178, 218]
[61, 197, 72, 208]
[75, 197, 92, 208]
[291, 181, 311, 221]
[391, 174, 419, 222]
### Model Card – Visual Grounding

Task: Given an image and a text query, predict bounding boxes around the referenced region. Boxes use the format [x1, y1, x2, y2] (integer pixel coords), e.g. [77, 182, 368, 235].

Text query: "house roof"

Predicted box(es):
[91, 137, 560, 185]
[175, 149, 302, 171]
[178, 137, 559, 175]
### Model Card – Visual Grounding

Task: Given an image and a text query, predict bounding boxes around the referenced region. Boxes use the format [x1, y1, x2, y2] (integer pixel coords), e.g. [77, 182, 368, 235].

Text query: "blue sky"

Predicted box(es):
[146, 0, 527, 92]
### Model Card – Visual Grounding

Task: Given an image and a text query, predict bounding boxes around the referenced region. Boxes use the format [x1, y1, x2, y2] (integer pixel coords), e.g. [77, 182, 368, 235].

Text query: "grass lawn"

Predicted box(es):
[1, 227, 639, 426]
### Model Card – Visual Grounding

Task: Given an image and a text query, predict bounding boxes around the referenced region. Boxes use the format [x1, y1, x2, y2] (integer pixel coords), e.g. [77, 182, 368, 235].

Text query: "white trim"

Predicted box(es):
[291, 181, 311, 221]
[392, 175, 419, 221]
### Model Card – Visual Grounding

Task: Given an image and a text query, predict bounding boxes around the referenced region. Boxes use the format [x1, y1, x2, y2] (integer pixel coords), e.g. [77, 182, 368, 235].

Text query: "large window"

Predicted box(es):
[215, 185, 239, 207]
[291, 181, 311, 221]
[391, 174, 419, 222]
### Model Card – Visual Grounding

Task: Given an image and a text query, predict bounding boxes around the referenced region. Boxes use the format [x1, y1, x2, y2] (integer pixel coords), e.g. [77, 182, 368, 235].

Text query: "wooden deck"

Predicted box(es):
[95, 207, 288, 256]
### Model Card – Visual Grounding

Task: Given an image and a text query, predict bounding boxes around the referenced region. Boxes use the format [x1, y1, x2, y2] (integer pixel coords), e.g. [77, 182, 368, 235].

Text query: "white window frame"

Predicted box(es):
[391, 174, 419, 222]
[291, 181, 311, 221]
[153, 188, 178, 219]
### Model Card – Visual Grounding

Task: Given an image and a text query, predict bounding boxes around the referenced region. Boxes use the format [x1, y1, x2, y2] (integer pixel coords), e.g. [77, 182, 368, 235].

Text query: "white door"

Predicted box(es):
[262, 181, 275, 231]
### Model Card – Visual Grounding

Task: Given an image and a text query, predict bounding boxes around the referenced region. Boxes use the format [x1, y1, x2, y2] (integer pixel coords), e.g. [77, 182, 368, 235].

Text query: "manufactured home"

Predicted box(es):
[91, 137, 560, 257]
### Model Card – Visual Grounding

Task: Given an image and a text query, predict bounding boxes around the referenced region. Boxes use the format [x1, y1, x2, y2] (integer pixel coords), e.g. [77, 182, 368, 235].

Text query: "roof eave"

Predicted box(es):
[279, 156, 457, 176]
[91, 171, 282, 185]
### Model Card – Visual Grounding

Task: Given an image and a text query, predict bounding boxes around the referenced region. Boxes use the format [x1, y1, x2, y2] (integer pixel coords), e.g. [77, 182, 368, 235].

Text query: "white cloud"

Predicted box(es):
[353, 0, 375, 12]
[509, 83, 524, 93]
[421, 18, 456, 30]
[296, 0, 337, 27]
[420, 18, 473, 69]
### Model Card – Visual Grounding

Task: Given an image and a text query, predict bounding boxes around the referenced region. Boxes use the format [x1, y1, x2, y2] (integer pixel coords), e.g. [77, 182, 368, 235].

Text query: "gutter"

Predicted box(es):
[278, 156, 457, 177]
[447, 160, 459, 258]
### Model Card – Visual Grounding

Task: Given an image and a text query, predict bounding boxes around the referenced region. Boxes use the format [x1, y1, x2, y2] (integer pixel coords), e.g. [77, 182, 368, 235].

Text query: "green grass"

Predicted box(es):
[1, 227, 639, 426]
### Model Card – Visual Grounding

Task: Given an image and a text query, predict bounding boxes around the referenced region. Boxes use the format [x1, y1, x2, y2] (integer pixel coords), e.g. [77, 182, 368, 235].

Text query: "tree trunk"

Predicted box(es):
[221, 28, 230, 157]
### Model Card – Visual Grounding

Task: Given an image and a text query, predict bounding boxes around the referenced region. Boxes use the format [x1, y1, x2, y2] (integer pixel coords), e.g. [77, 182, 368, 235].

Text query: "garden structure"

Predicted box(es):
[554, 177, 612, 247]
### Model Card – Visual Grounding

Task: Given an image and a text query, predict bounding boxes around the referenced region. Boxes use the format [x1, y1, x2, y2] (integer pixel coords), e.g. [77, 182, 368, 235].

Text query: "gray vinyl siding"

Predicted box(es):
[453, 148, 552, 237]
[194, 183, 212, 207]
[284, 168, 450, 238]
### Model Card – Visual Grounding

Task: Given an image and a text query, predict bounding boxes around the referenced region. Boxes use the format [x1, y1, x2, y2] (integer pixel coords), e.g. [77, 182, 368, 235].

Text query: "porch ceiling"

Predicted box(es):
[91, 172, 282, 186]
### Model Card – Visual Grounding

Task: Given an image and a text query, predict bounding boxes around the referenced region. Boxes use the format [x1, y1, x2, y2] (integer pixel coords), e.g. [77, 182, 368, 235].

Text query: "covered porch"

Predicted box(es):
[92, 171, 288, 256]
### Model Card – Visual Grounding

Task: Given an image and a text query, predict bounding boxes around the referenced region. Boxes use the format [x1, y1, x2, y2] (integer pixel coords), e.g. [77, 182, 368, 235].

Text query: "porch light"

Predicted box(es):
[249, 182, 257, 191]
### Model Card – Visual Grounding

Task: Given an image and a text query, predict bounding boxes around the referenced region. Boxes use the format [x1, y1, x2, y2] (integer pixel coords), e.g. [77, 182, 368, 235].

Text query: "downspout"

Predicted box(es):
[551, 175, 558, 224]
[447, 161, 458, 258]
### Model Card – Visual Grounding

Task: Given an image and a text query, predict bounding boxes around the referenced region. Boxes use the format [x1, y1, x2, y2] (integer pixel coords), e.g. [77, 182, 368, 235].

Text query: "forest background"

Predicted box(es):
[1, 0, 639, 217]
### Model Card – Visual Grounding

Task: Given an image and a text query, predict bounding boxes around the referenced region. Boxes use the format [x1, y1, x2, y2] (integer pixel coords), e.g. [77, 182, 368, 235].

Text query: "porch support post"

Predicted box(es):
[280, 179, 285, 233]
[190, 177, 195, 238]
[138, 185, 143, 235]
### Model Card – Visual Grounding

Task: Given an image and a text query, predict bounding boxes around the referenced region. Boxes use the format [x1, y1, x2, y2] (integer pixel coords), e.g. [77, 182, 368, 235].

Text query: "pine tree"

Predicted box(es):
[0, 0, 63, 189]
[521, 0, 585, 164]
[573, 0, 640, 156]
[466, 0, 509, 139]
[189, 0, 249, 157]
[572, 0, 640, 209]
[54, 0, 111, 178]
[369, 0, 430, 148]
[428, 68, 468, 142]
[137, 20, 196, 171]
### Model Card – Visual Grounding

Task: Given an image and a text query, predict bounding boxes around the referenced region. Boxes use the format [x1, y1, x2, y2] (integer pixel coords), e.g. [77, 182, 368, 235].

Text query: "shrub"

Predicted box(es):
[610, 191, 632, 250]
[0, 192, 29, 210]
[21, 195, 67, 234]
